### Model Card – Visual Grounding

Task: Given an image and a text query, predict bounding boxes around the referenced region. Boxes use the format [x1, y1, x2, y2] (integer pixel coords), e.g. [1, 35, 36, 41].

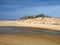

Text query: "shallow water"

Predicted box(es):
[0, 27, 60, 36]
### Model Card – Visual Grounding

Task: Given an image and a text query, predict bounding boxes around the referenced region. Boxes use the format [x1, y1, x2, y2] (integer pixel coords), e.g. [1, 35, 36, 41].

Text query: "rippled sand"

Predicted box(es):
[0, 34, 60, 45]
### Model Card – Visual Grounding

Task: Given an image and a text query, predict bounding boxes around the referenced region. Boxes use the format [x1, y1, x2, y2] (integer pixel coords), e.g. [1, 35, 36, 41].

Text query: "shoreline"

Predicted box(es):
[0, 26, 60, 36]
[0, 25, 60, 32]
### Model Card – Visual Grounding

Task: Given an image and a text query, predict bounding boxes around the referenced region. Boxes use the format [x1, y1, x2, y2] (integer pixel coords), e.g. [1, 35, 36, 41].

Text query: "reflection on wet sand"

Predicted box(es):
[0, 27, 60, 45]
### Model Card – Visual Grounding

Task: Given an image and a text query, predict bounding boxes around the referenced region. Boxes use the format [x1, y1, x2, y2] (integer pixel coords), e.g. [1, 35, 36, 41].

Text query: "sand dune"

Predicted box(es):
[0, 17, 60, 31]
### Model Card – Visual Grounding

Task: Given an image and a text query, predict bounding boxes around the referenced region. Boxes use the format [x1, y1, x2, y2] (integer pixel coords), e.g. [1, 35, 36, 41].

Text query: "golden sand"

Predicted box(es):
[0, 34, 60, 45]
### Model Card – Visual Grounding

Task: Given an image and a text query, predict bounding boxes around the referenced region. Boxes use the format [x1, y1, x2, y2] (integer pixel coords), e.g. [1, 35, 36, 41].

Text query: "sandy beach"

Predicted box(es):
[0, 17, 60, 31]
[0, 17, 60, 45]
[0, 34, 60, 45]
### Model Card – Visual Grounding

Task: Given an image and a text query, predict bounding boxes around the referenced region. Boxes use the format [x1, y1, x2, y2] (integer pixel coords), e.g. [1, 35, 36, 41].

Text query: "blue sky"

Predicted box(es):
[0, 0, 60, 20]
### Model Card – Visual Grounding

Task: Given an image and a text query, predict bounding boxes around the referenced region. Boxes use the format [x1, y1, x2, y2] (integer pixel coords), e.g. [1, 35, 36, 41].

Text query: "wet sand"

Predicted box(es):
[0, 26, 60, 36]
[0, 27, 60, 45]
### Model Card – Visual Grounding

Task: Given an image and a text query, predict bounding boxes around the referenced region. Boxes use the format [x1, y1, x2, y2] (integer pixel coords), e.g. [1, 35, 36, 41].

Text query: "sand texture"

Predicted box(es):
[0, 34, 60, 45]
